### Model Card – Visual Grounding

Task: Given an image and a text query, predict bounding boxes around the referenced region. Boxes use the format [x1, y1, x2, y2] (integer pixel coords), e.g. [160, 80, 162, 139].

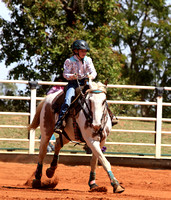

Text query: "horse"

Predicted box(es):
[28, 79, 125, 193]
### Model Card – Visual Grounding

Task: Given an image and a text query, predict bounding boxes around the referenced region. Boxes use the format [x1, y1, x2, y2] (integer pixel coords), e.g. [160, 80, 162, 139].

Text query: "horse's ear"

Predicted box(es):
[104, 79, 108, 86]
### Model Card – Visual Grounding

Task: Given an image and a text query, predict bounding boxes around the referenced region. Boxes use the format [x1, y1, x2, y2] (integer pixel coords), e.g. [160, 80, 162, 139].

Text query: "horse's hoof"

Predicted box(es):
[46, 167, 56, 178]
[113, 184, 125, 193]
[32, 179, 41, 189]
[89, 183, 98, 190]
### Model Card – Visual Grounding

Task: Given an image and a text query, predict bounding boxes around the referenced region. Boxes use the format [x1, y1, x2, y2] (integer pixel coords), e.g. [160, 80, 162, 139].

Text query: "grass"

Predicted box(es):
[0, 115, 171, 157]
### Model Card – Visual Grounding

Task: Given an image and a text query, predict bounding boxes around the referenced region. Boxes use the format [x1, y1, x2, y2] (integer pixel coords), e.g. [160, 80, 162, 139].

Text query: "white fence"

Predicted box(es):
[0, 80, 171, 158]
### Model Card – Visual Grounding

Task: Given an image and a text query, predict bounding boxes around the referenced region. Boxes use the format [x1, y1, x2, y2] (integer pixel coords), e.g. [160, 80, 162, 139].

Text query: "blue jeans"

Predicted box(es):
[64, 79, 86, 106]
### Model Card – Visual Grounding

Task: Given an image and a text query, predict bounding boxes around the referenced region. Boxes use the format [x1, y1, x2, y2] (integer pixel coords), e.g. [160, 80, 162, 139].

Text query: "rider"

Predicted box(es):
[54, 40, 97, 133]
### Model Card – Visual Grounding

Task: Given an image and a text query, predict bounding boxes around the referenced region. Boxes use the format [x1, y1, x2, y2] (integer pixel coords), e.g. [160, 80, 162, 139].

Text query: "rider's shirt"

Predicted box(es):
[63, 55, 97, 80]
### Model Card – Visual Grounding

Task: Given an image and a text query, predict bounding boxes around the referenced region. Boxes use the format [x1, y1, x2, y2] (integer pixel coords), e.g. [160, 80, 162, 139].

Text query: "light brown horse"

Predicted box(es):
[28, 80, 124, 193]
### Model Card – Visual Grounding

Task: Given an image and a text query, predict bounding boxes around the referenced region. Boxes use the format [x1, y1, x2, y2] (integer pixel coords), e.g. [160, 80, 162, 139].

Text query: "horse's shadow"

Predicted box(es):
[2, 185, 68, 191]
[2, 185, 107, 193]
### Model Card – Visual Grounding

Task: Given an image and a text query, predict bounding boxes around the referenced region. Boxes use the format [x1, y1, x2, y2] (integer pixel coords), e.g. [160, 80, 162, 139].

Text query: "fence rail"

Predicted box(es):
[0, 80, 171, 158]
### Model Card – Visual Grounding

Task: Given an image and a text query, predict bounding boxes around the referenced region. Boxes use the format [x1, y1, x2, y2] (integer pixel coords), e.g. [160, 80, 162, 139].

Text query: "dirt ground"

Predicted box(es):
[0, 161, 171, 200]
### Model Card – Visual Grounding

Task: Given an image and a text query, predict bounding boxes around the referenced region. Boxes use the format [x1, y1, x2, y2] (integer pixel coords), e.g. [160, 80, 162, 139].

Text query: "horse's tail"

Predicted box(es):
[28, 99, 45, 130]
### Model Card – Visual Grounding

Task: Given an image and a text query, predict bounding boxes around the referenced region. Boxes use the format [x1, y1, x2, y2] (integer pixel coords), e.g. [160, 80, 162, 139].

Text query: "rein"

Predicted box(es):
[78, 91, 93, 126]
[76, 78, 93, 126]
[96, 101, 108, 140]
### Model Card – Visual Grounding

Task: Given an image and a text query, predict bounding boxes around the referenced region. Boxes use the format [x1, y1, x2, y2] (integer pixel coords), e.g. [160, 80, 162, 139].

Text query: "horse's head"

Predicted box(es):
[86, 81, 107, 131]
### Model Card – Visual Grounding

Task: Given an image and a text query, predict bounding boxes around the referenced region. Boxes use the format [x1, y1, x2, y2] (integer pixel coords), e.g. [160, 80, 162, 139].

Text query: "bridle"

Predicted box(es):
[87, 90, 108, 138]
[78, 85, 109, 138]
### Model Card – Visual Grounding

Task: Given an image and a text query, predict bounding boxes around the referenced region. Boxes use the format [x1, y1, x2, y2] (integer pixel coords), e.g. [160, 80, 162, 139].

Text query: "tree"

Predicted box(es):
[0, 0, 130, 118]
[0, 83, 17, 95]
[111, 0, 171, 116]
[0, 0, 123, 81]
[0, 0, 170, 117]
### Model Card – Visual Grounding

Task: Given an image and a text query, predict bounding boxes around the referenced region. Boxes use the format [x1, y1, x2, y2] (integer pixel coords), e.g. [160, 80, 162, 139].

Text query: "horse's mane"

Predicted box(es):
[86, 81, 107, 94]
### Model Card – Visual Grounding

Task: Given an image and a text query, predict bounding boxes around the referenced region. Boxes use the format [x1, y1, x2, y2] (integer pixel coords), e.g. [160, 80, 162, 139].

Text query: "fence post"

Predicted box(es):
[155, 87, 164, 158]
[29, 81, 38, 154]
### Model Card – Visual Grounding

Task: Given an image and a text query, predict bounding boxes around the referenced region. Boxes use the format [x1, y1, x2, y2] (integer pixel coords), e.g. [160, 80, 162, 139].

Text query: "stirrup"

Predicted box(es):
[54, 121, 63, 133]
[54, 127, 63, 134]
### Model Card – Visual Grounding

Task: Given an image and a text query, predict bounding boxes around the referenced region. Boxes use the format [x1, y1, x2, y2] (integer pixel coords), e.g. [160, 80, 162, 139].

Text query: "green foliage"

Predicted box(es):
[0, 0, 122, 84]
[0, 83, 17, 95]
[111, 0, 171, 116]
[0, 0, 129, 103]
[113, 0, 170, 83]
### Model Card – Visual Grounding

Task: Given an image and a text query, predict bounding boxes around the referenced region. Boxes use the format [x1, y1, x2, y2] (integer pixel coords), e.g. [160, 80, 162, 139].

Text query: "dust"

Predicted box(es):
[24, 171, 59, 189]
[89, 186, 107, 193]
[41, 175, 59, 189]
[24, 171, 35, 187]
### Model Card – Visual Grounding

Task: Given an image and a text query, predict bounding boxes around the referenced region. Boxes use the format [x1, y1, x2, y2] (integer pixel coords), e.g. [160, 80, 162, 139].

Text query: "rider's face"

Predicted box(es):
[75, 49, 87, 59]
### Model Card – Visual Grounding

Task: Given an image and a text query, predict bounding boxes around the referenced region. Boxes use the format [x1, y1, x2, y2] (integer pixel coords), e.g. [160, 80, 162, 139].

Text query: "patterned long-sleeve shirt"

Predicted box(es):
[63, 55, 97, 80]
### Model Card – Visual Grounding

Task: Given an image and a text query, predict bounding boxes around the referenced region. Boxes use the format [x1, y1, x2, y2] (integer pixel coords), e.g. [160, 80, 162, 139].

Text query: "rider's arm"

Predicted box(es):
[63, 59, 77, 80]
[85, 57, 97, 80]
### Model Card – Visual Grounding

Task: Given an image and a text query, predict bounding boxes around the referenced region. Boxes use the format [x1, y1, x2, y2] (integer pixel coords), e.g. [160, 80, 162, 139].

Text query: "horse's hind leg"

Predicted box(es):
[46, 136, 61, 178]
[32, 134, 51, 188]
[46, 134, 69, 178]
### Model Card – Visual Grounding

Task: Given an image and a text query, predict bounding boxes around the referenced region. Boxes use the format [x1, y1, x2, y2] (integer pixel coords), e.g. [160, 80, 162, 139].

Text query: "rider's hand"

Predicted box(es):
[72, 73, 78, 79]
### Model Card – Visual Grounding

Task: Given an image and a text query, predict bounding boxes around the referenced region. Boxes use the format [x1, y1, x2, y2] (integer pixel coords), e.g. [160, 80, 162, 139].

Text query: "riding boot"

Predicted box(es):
[107, 105, 119, 126]
[111, 114, 119, 126]
[54, 104, 69, 133]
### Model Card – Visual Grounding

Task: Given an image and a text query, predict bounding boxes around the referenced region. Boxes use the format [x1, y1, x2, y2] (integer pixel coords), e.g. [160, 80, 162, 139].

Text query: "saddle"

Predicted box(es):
[52, 91, 65, 114]
[51, 85, 85, 115]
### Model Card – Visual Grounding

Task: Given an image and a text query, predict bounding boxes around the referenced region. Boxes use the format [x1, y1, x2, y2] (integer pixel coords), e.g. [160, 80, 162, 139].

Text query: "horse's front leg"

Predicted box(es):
[46, 134, 70, 178]
[87, 139, 125, 193]
[88, 154, 98, 189]
[88, 139, 106, 190]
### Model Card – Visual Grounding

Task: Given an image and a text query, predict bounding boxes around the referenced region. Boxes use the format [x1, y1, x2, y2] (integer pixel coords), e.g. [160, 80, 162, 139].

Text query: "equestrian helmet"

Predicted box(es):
[71, 40, 90, 51]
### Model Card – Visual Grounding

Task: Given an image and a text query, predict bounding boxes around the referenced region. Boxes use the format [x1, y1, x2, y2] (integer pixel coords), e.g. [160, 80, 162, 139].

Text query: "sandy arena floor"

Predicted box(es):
[0, 161, 171, 200]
